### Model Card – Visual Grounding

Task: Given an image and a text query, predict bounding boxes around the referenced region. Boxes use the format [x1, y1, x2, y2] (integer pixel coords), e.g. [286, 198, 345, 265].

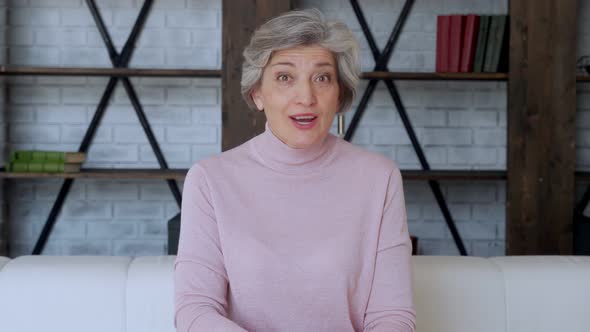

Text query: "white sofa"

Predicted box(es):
[0, 255, 589, 332]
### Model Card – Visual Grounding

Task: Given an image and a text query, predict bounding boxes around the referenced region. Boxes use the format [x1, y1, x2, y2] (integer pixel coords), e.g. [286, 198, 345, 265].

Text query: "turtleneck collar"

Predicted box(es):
[250, 121, 338, 175]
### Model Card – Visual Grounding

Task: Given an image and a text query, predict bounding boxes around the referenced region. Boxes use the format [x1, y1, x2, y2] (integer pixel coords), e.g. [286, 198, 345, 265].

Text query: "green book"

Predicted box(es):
[495, 16, 509, 73]
[7, 161, 81, 173]
[484, 15, 508, 72]
[473, 15, 490, 72]
[10, 150, 85, 163]
[483, 15, 500, 72]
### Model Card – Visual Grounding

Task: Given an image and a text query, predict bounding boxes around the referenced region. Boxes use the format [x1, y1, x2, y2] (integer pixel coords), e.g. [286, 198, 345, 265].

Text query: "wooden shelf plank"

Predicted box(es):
[575, 171, 590, 181]
[359, 73, 590, 82]
[361, 71, 508, 81]
[0, 66, 221, 78]
[0, 66, 510, 80]
[5, 168, 588, 181]
[362, 73, 590, 81]
[0, 168, 188, 180]
[2, 168, 588, 182]
[2, 67, 587, 81]
[0, 168, 507, 181]
[402, 170, 506, 180]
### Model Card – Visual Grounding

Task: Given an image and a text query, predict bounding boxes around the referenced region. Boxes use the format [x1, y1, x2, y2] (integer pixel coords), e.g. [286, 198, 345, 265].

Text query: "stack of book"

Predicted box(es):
[6, 150, 86, 173]
[436, 14, 509, 73]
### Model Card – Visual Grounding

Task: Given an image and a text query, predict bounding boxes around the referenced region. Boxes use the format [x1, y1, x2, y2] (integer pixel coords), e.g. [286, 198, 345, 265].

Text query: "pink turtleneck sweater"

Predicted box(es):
[174, 122, 416, 332]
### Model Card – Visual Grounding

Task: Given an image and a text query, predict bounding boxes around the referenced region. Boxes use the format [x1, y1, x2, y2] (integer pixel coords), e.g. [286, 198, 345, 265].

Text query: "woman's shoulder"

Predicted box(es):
[333, 136, 400, 175]
[187, 139, 255, 178]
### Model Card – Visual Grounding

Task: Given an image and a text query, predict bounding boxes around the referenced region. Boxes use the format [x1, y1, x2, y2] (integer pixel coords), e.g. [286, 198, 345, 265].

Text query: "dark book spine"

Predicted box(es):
[496, 15, 510, 73]
[483, 15, 502, 72]
[488, 15, 508, 72]
[473, 15, 490, 73]
[483, 15, 499, 72]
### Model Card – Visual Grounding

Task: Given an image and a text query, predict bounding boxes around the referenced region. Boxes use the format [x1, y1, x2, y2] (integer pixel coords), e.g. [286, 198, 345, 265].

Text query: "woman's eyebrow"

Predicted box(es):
[314, 62, 335, 68]
[271, 62, 295, 67]
[270, 61, 335, 68]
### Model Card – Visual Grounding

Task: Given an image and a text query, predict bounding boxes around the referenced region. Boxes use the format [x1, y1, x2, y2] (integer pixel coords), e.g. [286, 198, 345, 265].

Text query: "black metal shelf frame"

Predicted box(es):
[345, 0, 473, 255]
[31, 0, 186, 254]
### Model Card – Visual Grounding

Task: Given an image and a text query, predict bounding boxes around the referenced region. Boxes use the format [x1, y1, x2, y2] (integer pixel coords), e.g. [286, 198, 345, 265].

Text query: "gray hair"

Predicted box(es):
[241, 8, 360, 114]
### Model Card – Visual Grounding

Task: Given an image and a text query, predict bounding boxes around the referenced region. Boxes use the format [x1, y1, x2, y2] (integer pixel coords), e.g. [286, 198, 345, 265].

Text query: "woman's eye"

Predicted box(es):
[316, 74, 331, 82]
[277, 74, 290, 82]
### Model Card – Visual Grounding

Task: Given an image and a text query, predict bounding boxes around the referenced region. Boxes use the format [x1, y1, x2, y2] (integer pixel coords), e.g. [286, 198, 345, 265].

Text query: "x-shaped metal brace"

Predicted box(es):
[345, 0, 468, 255]
[32, 0, 182, 254]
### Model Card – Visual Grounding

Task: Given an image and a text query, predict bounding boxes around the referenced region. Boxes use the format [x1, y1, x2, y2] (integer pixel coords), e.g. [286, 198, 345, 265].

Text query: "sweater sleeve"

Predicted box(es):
[364, 168, 416, 332]
[174, 164, 248, 332]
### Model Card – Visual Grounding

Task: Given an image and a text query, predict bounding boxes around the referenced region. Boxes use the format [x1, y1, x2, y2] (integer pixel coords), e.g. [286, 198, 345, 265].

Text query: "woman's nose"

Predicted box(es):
[295, 80, 316, 106]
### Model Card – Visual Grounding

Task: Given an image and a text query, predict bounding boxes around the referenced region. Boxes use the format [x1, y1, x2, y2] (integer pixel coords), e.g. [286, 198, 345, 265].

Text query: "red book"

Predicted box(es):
[460, 15, 481, 72]
[436, 15, 451, 72]
[448, 15, 465, 72]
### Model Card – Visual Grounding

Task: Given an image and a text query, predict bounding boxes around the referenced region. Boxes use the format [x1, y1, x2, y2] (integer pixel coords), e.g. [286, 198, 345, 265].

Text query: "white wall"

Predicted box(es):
[7, 0, 221, 256]
[6, 0, 585, 257]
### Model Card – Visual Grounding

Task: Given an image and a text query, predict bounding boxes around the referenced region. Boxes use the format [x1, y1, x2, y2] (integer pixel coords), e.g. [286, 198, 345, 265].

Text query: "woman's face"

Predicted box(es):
[251, 45, 340, 149]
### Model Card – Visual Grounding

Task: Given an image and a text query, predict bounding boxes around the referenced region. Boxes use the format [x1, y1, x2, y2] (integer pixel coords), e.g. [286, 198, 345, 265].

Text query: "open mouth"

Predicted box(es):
[289, 115, 318, 129]
[289, 115, 318, 125]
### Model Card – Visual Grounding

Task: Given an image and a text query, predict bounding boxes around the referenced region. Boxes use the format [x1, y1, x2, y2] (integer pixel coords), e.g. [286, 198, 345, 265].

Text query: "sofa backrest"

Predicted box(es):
[0, 255, 589, 332]
[0, 255, 132, 332]
[412, 256, 507, 332]
[0, 256, 9, 270]
[490, 256, 590, 332]
[126, 256, 176, 332]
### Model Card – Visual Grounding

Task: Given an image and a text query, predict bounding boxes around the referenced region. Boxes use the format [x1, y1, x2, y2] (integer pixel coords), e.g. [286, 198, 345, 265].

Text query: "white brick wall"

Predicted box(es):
[6, 0, 220, 256]
[3, 0, 585, 257]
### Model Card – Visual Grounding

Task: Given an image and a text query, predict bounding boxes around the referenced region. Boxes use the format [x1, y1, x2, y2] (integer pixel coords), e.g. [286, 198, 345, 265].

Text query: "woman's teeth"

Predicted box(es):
[291, 116, 316, 124]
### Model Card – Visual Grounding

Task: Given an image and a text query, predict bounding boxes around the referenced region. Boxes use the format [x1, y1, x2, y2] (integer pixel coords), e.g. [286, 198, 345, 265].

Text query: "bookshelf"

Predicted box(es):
[0, 67, 511, 184]
[1, 0, 510, 256]
[1, 0, 576, 256]
[0, 0, 214, 255]
[344, 0, 577, 256]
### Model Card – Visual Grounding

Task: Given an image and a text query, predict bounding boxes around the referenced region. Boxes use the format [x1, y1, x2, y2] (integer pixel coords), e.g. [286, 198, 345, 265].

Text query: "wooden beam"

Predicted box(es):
[508, 0, 577, 254]
[221, 0, 292, 151]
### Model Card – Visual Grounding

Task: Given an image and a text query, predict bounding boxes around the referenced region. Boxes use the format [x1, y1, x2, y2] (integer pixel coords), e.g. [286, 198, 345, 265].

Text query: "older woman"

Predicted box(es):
[174, 8, 415, 332]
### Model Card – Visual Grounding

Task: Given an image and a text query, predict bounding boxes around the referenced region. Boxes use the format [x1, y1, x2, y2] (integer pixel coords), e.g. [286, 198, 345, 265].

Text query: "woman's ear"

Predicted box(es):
[251, 88, 264, 111]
